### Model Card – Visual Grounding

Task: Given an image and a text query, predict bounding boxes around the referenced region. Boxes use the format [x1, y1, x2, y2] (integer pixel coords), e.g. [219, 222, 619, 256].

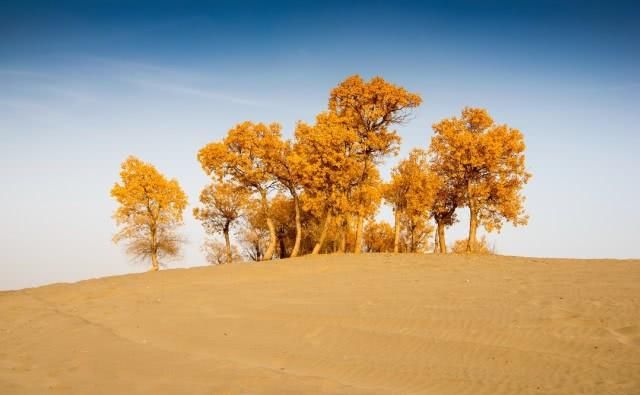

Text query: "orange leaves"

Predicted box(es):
[429, 107, 531, 246]
[110, 156, 188, 266]
[111, 156, 187, 226]
[197, 121, 282, 190]
[329, 74, 421, 160]
[193, 182, 248, 234]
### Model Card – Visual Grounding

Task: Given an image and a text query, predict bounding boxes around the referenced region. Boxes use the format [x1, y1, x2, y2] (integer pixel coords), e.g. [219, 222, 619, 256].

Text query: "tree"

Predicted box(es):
[430, 107, 531, 252]
[400, 214, 434, 253]
[111, 156, 187, 271]
[363, 221, 395, 253]
[193, 182, 248, 263]
[237, 200, 270, 261]
[294, 112, 361, 254]
[451, 235, 495, 254]
[329, 75, 422, 253]
[429, 177, 459, 254]
[263, 136, 305, 257]
[202, 239, 241, 264]
[384, 149, 439, 253]
[198, 121, 281, 260]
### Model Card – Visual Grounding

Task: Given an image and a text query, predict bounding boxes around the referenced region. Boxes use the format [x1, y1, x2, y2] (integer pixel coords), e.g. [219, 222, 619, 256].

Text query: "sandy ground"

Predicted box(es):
[1, 254, 639, 394]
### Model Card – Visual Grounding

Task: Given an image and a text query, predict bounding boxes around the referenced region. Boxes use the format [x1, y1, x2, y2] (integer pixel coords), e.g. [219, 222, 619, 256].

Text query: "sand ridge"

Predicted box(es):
[1, 254, 639, 394]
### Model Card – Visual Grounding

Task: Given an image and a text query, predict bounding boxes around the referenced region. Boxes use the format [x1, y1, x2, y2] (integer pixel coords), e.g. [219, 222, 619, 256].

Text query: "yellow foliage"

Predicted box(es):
[451, 235, 495, 255]
[202, 239, 241, 264]
[430, 107, 531, 252]
[363, 221, 395, 253]
[110, 156, 187, 270]
[193, 182, 248, 262]
[197, 121, 282, 260]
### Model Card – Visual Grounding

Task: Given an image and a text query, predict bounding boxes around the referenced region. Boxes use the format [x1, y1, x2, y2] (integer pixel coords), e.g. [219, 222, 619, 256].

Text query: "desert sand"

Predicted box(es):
[1, 254, 639, 394]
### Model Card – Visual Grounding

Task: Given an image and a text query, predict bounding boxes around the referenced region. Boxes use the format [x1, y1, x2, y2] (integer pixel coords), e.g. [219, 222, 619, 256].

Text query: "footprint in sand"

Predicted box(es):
[608, 325, 640, 347]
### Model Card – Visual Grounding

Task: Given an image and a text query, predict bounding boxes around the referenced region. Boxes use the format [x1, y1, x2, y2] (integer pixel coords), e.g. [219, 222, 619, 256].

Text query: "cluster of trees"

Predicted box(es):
[111, 75, 530, 269]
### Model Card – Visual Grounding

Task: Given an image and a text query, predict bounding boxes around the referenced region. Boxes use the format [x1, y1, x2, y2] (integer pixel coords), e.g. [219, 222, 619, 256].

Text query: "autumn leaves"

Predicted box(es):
[110, 157, 188, 271]
[111, 75, 530, 269]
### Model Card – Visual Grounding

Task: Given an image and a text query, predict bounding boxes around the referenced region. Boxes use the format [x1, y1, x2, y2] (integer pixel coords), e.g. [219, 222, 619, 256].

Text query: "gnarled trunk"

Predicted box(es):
[437, 221, 447, 254]
[353, 215, 364, 254]
[467, 203, 478, 253]
[150, 252, 160, 271]
[393, 208, 401, 253]
[223, 223, 232, 264]
[150, 223, 160, 271]
[312, 212, 332, 255]
[290, 192, 302, 258]
[259, 189, 277, 261]
[338, 214, 349, 253]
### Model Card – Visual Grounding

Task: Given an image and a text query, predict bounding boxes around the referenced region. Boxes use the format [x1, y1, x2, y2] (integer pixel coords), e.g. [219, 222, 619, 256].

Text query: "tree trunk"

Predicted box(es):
[338, 214, 349, 253]
[150, 224, 159, 271]
[259, 189, 277, 261]
[437, 221, 447, 254]
[312, 212, 332, 255]
[278, 229, 287, 258]
[433, 227, 439, 253]
[393, 208, 401, 253]
[290, 192, 302, 258]
[353, 215, 364, 254]
[223, 224, 232, 264]
[150, 252, 160, 271]
[467, 205, 478, 253]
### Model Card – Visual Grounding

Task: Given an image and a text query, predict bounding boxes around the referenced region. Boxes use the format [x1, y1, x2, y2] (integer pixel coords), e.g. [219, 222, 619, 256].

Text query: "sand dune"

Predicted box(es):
[1, 254, 639, 394]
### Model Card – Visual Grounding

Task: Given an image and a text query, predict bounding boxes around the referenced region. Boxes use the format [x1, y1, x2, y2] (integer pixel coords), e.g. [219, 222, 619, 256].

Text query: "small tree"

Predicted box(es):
[111, 156, 187, 271]
[363, 221, 395, 253]
[193, 182, 248, 263]
[384, 149, 439, 253]
[202, 240, 241, 264]
[451, 235, 495, 255]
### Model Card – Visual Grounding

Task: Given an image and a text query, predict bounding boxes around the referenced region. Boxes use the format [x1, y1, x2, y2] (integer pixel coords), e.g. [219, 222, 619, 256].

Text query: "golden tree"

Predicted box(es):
[384, 148, 439, 253]
[193, 182, 249, 263]
[202, 240, 241, 264]
[430, 107, 530, 252]
[294, 112, 361, 254]
[363, 221, 395, 253]
[198, 121, 281, 260]
[430, 178, 460, 254]
[329, 75, 422, 253]
[400, 214, 434, 253]
[111, 156, 187, 271]
[263, 136, 305, 257]
[451, 235, 494, 254]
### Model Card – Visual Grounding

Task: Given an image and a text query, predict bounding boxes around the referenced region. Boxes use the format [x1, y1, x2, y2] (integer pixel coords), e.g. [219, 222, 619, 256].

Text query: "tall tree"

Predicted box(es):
[263, 137, 305, 257]
[193, 182, 248, 263]
[198, 121, 281, 260]
[384, 149, 439, 253]
[111, 156, 187, 271]
[328, 75, 422, 253]
[294, 112, 361, 254]
[430, 108, 531, 252]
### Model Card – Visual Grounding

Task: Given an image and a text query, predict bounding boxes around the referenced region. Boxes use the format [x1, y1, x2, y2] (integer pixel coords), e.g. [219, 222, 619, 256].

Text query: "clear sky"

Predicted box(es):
[1, 0, 639, 290]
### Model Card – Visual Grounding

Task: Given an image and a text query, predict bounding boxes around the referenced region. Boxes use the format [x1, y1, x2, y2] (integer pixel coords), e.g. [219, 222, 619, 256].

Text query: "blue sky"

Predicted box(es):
[1, 1, 639, 289]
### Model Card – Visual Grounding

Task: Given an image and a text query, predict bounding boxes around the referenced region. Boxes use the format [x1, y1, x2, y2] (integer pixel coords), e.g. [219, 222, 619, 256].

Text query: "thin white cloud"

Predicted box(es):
[85, 56, 262, 106]
[127, 78, 261, 106]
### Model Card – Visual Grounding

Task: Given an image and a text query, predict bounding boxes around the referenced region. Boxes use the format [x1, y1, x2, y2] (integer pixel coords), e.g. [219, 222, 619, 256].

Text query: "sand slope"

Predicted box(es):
[1, 254, 639, 394]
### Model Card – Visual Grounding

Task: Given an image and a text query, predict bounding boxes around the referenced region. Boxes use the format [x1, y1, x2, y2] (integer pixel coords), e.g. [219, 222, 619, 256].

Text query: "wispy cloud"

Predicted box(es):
[85, 56, 263, 106]
[127, 78, 261, 106]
